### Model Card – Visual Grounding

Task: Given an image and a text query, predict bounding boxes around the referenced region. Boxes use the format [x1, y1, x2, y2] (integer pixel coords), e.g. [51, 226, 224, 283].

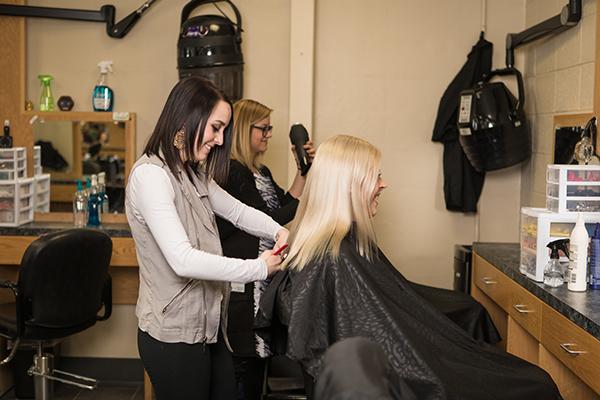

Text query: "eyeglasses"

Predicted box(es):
[252, 124, 273, 137]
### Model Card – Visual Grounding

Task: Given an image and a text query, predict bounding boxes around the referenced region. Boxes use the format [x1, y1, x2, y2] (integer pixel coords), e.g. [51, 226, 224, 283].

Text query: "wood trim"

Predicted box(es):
[34, 211, 128, 224]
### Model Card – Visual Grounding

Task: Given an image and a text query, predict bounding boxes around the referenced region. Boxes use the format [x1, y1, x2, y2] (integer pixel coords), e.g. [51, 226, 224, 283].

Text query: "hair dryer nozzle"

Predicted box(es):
[289, 123, 311, 176]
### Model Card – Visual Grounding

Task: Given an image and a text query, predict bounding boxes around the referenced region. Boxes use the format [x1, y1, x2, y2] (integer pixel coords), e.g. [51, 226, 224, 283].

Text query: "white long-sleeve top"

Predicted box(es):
[127, 163, 283, 283]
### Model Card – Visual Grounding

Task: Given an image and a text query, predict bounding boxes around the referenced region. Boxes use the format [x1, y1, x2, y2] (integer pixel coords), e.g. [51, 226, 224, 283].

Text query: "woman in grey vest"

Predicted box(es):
[126, 77, 287, 400]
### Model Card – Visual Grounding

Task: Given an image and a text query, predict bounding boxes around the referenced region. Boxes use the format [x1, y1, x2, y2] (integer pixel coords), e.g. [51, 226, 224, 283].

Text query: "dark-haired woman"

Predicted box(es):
[126, 77, 288, 400]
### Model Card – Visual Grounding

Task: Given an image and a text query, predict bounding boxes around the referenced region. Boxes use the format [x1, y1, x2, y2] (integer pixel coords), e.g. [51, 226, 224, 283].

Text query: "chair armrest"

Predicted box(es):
[0, 281, 23, 339]
[97, 274, 112, 321]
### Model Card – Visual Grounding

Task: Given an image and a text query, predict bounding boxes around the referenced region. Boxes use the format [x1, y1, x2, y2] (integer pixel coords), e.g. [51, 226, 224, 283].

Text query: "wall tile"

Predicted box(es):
[532, 152, 552, 193]
[580, 61, 595, 110]
[555, 66, 581, 112]
[530, 191, 547, 208]
[581, 15, 597, 63]
[535, 37, 557, 74]
[525, 77, 537, 114]
[534, 113, 555, 155]
[535, 73, 556, 113]
[583, 0, 597, 17]
[556, 22, 582, 69]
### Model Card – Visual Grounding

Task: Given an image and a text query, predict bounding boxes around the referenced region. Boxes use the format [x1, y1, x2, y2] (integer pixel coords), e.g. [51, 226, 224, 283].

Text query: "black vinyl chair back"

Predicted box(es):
[16, 229, 112, 339]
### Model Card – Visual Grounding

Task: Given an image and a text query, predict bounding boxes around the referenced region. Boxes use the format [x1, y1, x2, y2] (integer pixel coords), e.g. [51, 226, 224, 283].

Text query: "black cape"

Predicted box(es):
[256, 237, 561, 400]
[431, 35, 492, 212]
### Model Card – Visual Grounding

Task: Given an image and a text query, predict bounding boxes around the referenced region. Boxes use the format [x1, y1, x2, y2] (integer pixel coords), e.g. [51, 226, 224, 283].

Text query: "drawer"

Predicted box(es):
[541, 304, 600, 394]
[473, 254, 510, 310]
[507, 283, 542, 341]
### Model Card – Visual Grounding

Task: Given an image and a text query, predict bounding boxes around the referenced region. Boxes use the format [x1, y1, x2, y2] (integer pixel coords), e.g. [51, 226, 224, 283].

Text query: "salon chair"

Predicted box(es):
[0, 229, 112, 400]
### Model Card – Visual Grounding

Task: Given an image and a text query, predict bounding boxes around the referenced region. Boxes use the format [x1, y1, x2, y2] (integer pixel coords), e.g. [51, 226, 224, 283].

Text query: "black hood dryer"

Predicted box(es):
[457, 0, 582, 172]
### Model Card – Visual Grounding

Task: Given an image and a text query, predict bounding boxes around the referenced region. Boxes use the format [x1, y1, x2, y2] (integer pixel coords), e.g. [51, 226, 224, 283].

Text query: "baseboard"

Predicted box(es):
[57, 357, 144, 385]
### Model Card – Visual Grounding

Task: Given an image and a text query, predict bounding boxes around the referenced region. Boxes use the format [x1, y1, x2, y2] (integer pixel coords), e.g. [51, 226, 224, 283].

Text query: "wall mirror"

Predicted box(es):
[26, 111, 136, 214]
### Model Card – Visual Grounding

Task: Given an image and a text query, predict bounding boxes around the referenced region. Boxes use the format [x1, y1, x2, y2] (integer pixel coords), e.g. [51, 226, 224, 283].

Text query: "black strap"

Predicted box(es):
[180, 0, 242, 40]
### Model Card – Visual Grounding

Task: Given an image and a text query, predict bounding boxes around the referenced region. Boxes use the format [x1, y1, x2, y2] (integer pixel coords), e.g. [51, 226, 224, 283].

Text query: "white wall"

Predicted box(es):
[314, 0, 525, 288]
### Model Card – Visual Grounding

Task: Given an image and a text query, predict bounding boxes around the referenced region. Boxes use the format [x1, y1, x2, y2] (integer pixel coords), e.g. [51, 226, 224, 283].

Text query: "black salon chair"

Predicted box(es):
[262, 355, 308, 400]
[0, 229, 112, 399]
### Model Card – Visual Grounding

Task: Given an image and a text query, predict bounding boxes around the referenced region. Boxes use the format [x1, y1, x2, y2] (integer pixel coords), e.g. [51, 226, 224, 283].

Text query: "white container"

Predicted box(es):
[33, 174, 51, 213]
[0, 147, 27, 181]
[520, 207, 600, 282]
[546, 164, 600, 213]
[0, 177, 35, 227]
[568, 213, 589, 291]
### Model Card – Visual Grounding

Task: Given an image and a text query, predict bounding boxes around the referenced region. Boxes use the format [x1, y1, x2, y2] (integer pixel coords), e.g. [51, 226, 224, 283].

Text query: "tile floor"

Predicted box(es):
[0, 382, 145, 400]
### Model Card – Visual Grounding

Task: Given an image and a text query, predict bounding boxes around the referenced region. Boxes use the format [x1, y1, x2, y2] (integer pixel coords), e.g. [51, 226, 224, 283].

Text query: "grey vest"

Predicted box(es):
[126, 154, 231, 346]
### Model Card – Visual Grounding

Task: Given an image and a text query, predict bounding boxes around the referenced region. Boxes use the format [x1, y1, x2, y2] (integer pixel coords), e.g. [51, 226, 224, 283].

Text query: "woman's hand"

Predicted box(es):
[260, 250, 283, 276]
[291, 140, 317, 171]
[274, 228, 289, 250]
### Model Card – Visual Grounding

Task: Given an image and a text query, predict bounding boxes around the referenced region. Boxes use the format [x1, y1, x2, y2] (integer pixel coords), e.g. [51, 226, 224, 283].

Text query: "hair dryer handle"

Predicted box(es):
[289, 123, 311, 176]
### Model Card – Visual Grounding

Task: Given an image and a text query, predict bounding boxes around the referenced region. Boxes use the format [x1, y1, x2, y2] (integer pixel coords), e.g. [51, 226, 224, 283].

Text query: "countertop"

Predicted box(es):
[474, 242, 600, 340]
[0, 221, 132, 238]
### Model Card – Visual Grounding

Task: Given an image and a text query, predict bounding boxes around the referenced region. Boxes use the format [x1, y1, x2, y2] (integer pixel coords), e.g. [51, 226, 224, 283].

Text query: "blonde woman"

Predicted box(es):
[216, 99, 315, 399]
[258, 135, 561, 400]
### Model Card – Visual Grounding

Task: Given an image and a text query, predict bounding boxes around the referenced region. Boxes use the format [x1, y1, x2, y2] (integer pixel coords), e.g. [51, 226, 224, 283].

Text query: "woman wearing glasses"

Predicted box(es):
[216, 99, 315, 399]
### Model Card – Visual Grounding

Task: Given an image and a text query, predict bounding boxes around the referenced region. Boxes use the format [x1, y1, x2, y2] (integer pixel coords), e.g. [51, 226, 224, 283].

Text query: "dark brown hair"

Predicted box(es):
[143, 76, 233, 184]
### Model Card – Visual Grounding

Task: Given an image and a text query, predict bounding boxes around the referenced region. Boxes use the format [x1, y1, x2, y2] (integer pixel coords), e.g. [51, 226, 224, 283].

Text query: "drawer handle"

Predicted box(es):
[560, 343, 587, 356]
[513, 304, 534, 313]
[482, 277, 497, 285]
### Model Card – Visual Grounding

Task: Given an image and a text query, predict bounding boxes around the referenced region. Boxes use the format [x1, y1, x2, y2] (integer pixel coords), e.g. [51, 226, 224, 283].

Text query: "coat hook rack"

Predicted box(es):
[0, 0, 159, 39]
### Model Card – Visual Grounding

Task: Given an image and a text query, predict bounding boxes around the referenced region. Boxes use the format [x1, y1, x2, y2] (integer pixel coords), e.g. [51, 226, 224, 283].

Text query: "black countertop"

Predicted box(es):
[0, 221, 131, 238]
[474, 242, 600, 340]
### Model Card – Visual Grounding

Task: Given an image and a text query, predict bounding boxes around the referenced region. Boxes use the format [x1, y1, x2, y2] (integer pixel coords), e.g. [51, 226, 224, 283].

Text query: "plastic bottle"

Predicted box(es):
[73, 180, 88, 228]
[38, 75, 55, 112]
[589, 223, 600, 289]
[0, 120, 12, 149]
[98, 172, 109, 214]
[87, 175, 101, 227]
[568, 213, 589, 292]
[544, 239, 570, 287]
[92, 61, 114, 111]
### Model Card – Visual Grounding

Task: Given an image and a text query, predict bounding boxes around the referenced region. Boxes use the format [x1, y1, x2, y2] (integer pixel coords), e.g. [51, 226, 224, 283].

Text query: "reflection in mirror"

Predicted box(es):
[32, 120, 126, 213]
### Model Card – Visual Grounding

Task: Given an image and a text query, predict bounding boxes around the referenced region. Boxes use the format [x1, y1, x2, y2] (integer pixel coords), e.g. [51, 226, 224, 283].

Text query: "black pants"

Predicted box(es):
[138, 329, 236, 400]
[232, 356, 266, 400]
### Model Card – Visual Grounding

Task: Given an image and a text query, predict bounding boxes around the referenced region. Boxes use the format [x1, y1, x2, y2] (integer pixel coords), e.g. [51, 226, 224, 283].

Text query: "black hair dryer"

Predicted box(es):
[289, 123, 311, 176]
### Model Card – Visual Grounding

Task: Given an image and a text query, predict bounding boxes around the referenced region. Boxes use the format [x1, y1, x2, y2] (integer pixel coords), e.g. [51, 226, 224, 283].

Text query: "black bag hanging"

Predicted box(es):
[457, 67, 531, 172]
[177, 0, 244, 101]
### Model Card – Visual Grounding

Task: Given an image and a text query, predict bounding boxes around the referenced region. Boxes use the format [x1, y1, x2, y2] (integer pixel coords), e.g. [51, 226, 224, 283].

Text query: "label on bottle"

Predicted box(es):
[93, 97, 111, 111]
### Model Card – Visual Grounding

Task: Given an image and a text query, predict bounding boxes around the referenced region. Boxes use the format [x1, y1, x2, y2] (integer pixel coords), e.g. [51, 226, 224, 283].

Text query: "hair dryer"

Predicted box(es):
[289, 123, 311, 176]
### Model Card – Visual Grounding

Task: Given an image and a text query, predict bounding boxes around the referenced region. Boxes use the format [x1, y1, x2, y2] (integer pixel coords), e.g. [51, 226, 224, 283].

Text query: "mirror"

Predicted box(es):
[28, 112, 136, 214]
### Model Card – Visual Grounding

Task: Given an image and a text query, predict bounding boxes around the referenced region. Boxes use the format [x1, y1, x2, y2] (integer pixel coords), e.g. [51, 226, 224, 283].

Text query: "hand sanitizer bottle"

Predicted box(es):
[568, 213, 589, 292]
[93, 61, 114, 111]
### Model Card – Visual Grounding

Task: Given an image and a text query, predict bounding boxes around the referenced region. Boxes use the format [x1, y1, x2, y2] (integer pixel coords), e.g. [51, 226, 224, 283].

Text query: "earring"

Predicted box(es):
[173, 129, 185, 150]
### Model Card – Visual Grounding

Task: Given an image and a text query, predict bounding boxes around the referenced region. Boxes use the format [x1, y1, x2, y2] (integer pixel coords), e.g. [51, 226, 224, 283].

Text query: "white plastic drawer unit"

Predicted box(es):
[0, 177, 35, 227]
[546, 164, 600, 213]
[520, 207, 600, 282]
[0, 147, 27, 181]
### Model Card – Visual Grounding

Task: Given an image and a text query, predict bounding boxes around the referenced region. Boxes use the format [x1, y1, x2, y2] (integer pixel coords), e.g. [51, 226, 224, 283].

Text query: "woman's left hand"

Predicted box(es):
[274, 228, 289, 250]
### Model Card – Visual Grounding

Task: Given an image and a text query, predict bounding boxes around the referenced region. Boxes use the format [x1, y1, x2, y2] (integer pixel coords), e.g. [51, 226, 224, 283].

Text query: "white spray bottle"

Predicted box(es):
[92, 61, 114, 111]
[568, 213, 589, 292]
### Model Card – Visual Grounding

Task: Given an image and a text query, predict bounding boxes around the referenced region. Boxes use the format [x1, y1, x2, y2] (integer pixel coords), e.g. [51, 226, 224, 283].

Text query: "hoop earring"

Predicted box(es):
[173, 129, 185, 150]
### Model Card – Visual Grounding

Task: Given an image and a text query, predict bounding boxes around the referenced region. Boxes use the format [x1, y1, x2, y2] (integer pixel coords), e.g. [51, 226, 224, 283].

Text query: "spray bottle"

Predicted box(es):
[568, 213, 589, 292]
[544, 239, 570, 287]
[92, 61, 114, 112]
[38, 75, 55, 111]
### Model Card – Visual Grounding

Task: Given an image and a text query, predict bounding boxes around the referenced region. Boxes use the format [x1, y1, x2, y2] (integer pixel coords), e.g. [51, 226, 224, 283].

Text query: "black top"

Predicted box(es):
[257, 237, 561, 399]
[216, 159, 299, 356]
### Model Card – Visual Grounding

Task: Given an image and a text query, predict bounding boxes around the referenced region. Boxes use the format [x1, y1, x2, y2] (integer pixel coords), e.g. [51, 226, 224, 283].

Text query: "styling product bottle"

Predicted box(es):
[92, 61, 114, 112]
[568, 213, 589, 292]
[98, 172, 109, 214]
[544, 239, 570, 287]
[0, 120, 13, 149]
[38, 75, 55, 111]
[87, 175, 101, 227]
[589, 223, 600, 289]
[73, 180, 88, 228]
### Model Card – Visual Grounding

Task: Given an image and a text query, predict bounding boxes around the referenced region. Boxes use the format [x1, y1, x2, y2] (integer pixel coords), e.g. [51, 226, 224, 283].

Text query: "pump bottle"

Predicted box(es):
[93, 61, 114, 112]
[568, 213, 589, 292]
[0, 120, 12, 149]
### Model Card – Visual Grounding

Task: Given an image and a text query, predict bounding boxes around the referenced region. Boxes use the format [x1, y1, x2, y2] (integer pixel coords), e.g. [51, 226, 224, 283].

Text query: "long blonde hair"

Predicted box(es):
[231, 99, 272, 172]
[284, 135, 381, 270]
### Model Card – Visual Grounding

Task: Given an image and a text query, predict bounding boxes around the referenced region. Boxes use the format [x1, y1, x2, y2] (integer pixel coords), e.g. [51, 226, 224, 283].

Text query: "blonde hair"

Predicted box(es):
[284, 135, 381, 270]
[231, 99, 272, 172]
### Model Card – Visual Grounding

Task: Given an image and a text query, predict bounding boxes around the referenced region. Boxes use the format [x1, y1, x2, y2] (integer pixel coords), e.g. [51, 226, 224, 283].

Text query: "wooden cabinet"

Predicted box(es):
[472, 252, 600, 400]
